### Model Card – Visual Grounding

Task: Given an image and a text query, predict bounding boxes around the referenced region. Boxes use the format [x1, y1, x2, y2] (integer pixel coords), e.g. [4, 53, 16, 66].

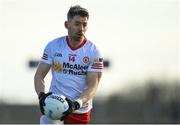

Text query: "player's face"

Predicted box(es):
[67, 15, 88, 41]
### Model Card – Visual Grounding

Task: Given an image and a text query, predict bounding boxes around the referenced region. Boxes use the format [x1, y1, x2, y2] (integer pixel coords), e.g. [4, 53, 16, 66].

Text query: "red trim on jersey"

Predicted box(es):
[64, 111, 90, 124]
[91, 62, 104, 69]
[66, 36, 87, 51]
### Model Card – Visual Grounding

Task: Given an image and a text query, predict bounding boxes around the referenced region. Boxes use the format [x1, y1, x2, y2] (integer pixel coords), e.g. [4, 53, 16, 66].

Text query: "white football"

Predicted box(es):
[43, 94, 69, 120]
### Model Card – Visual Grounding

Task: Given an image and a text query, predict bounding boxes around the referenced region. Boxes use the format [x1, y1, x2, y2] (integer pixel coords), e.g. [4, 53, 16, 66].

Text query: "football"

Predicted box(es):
[43, 94, 69, 120]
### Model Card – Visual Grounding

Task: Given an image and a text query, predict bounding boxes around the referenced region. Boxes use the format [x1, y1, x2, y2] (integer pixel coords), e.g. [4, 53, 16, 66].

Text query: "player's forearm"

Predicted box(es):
[34, 62, 51, 95]
[79, 84, 98, 104]
[79, 72, 102, 104]
[34, 74, 45, 95]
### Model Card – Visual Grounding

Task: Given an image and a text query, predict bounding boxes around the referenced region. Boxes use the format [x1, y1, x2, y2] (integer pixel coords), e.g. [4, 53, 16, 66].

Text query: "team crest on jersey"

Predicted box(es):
[83, 56, 89, 64]
[53, 62, 62, 72]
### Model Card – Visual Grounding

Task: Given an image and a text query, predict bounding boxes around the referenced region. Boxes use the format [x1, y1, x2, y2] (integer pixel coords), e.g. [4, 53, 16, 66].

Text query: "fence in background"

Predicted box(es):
[0, 100, 179, 124]
[1, 79, 180, 124]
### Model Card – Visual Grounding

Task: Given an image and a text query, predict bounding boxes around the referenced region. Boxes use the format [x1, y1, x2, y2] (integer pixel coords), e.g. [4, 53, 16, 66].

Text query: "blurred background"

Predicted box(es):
[0, 0, 179, 123]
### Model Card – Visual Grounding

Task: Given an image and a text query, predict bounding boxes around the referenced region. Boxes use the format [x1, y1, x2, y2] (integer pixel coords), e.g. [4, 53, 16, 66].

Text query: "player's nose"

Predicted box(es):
[79, 24, 84, 31]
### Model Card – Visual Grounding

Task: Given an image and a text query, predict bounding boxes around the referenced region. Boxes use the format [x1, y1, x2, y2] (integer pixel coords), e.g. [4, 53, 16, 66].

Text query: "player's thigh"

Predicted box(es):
[40, 115, 63, 124]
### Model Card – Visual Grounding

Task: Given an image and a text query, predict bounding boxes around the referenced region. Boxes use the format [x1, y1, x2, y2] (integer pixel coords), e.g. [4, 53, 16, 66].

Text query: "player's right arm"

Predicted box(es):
[34, 62, 51, 96]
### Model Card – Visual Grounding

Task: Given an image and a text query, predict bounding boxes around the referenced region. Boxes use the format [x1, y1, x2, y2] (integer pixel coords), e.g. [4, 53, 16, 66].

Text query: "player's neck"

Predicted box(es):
[68, 36, 85, 48]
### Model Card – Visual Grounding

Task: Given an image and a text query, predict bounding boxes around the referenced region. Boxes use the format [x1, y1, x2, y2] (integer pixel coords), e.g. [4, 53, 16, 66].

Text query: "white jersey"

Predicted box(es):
[41, 36, 104, 113]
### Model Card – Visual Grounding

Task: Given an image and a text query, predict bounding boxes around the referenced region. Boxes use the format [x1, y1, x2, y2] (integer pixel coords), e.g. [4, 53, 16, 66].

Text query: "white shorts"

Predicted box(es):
[40, 115, 64, 124]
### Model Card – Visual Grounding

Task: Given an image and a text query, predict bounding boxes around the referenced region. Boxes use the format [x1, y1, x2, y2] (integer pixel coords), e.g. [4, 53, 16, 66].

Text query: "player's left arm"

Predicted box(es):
[61, 71, 102, 120]
[79, 71, 102, 104]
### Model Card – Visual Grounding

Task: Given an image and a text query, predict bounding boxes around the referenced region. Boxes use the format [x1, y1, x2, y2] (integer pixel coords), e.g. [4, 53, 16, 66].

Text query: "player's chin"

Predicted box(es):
[74, 35, 84, 41]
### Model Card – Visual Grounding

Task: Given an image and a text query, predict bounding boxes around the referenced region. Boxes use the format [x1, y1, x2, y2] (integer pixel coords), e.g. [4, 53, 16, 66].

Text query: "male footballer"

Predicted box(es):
[34, 5, 104, 124]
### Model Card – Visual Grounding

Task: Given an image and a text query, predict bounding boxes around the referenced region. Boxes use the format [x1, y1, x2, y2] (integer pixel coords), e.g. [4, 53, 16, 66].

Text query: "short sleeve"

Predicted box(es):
[87, 47, 104, 72]
[40, 42, 53, 64]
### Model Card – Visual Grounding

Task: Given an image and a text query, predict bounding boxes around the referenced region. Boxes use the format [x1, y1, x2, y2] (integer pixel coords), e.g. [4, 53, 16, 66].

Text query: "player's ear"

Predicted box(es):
[64, 21, 68, 29]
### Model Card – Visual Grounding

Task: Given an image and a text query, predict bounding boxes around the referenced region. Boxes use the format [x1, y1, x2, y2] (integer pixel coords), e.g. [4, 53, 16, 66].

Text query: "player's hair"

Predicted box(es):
[67, 5, 89, 20]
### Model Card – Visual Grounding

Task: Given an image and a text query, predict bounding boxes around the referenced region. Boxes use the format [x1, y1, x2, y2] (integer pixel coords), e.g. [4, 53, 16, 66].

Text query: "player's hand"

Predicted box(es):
[60, 98, 80, 121]
[38, 92, 52, 115]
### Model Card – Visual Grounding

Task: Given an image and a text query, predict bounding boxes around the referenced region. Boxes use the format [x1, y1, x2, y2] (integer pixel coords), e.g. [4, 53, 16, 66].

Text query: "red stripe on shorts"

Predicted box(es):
[64, 111, 90, 124]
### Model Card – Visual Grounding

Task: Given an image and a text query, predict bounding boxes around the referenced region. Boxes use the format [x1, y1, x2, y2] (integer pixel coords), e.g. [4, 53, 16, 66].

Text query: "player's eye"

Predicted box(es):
[83, 23, 87, 27]
[75, 22, 80, 26]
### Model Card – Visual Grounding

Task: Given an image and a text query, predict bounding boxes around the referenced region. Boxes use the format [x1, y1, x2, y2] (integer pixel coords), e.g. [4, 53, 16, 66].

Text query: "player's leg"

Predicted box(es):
[64, 111, 90, 124]
[40, 115, 63, 124]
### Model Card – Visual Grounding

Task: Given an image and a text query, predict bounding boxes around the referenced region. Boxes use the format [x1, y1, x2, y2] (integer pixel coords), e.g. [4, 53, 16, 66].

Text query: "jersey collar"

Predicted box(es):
[66, 36, 87, 51]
